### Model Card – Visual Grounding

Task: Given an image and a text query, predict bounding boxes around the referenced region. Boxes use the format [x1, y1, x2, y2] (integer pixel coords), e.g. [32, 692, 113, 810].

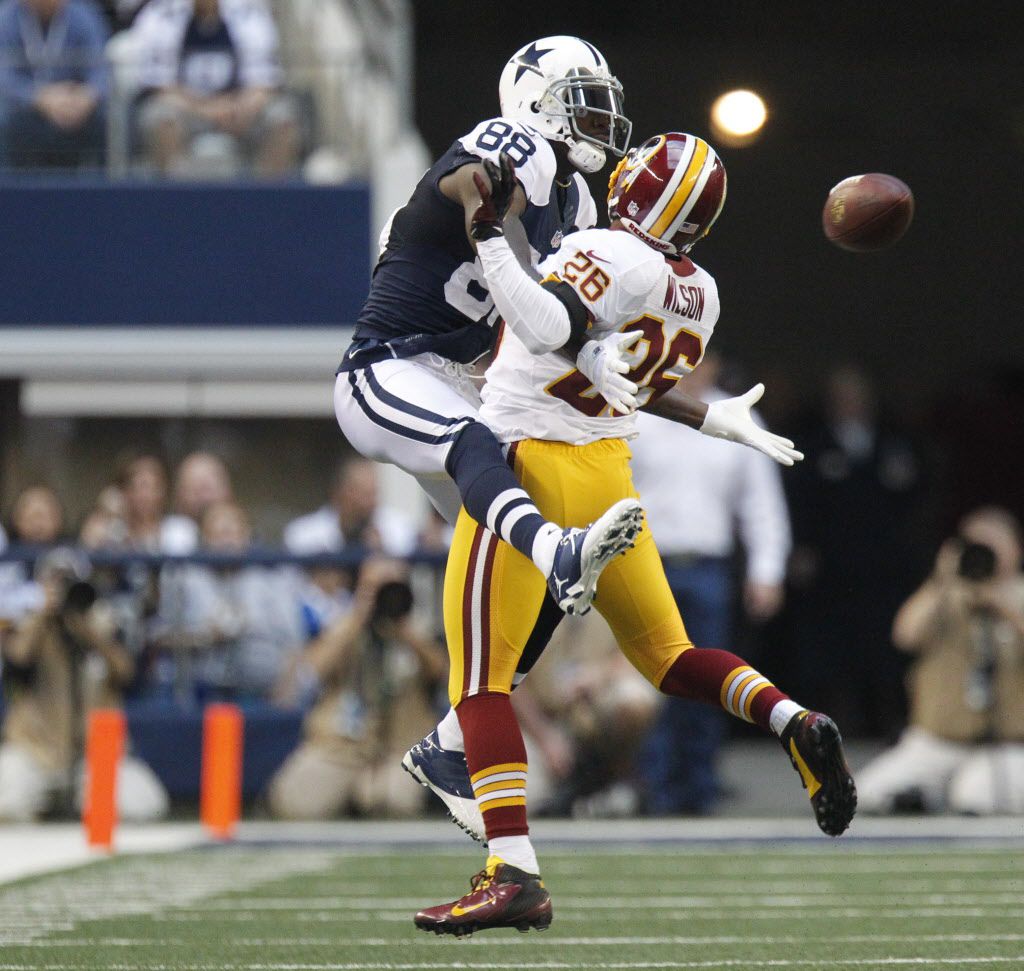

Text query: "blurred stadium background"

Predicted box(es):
[1, 1, 1022, 966]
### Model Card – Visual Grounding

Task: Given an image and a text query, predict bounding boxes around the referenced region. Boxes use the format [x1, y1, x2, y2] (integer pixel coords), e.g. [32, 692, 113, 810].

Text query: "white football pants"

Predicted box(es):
[334, 355, 484, 525]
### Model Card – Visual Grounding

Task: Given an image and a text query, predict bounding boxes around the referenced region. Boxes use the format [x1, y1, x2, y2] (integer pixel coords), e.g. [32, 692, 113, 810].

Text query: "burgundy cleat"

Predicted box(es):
[781, 710, 857, 837]
[414, 856, 552, 937]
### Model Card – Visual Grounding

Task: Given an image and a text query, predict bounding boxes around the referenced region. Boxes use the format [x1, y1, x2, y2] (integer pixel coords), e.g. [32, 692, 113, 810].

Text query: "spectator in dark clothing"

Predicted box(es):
[773, 365, 926, 736]
[97, 0, 142, 28]
[0, 0, 108, 168]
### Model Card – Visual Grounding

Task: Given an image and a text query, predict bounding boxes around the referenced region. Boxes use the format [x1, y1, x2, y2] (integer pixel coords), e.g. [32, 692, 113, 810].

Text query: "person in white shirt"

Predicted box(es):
[159, 450, 235, 555]
[630, 351, 792, 814]
[284, 457, 417, 642]
[283, 457, 417, 559]
[132, 0, 300, 176]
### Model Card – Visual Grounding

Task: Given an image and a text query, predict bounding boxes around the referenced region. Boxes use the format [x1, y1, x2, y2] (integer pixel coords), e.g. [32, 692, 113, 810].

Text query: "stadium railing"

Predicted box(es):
[0, 543, 447, 801]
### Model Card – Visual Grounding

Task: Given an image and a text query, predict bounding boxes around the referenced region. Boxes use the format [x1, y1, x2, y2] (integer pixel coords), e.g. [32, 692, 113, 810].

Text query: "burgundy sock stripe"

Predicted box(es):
[460, 525, 499, 700]
[460, 526, 485, 700]
[478, 531, 497, 694]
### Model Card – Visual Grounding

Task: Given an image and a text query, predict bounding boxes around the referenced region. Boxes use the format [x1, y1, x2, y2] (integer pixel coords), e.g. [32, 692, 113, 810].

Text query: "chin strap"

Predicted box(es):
[567, 139, 606, 174]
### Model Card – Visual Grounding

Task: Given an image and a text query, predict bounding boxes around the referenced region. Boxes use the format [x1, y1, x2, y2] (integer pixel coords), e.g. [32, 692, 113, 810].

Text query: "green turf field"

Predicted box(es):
[2, 840, 1023, 969]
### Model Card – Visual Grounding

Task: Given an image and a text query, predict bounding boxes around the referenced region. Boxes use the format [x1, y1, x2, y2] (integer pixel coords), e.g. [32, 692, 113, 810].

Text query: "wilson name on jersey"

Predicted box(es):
[345, 118, 597, 368]
[480, 228, 720, 445]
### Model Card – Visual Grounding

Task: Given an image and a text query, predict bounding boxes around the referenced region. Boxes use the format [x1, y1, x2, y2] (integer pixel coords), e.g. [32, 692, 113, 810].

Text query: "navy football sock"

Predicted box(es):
[446, 422, 560, 572]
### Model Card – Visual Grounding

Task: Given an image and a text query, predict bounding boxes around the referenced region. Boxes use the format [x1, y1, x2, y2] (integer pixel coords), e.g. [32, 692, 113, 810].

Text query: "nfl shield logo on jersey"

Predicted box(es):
[551, 230, 563, 248]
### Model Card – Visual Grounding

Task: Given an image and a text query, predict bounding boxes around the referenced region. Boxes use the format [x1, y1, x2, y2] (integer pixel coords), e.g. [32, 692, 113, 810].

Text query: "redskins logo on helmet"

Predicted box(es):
[498, 36, 632, 174]
[607, 133, 727, 256]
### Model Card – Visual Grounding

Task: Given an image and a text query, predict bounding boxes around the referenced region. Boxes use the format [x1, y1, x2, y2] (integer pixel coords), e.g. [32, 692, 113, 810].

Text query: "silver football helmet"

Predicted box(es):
[498, 36, 631, 174]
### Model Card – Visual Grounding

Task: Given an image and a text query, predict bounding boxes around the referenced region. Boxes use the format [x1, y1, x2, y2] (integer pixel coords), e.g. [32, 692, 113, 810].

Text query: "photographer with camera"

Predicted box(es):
[268, 558, 446, 820]
[857, 506, 1024, 814]
[0, 548, 168, 821]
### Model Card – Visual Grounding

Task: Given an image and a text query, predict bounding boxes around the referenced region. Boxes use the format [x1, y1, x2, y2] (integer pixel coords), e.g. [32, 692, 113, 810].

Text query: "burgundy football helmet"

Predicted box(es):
[607, 132, 726, 256]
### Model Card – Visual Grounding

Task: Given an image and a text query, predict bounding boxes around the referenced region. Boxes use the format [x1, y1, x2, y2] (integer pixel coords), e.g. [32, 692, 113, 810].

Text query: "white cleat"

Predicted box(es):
[547, 498, 643, 616]
[401, 732, 486, 844]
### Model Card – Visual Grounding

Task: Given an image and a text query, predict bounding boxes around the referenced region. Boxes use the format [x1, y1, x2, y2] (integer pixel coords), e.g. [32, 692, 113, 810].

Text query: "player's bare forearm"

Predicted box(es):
[642, 382, 709, 429]
[439, 162, 528, 252]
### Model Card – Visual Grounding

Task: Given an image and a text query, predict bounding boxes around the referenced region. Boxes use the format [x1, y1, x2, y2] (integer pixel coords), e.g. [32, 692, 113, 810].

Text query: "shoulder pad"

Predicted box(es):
[593, 229, 665, 300]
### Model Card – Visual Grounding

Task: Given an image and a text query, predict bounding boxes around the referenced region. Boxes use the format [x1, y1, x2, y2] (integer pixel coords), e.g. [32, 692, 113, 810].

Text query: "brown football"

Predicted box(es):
[822, 173, 914, 252]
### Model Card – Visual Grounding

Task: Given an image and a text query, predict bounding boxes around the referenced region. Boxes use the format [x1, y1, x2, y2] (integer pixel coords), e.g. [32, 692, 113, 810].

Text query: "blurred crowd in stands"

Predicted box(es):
[2, 362, 1022, 822]
[0, 0, 304, 175]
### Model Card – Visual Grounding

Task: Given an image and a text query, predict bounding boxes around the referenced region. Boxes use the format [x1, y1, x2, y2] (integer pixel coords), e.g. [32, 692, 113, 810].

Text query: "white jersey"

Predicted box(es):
[480, 228, 720, 445]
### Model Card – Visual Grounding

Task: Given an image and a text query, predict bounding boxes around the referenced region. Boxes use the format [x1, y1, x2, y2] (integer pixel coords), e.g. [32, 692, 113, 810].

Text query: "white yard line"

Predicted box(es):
[4, 957, 1024, 970]
[153, 907, 1024, 923]
[2, 817, 1020, 890]
[0, 823, 205, 885]
[14, 933, 1024, 948]
[0, 850, 334, 947]
[165, 892, 1024, 910]
[176, 878, 1024, 896]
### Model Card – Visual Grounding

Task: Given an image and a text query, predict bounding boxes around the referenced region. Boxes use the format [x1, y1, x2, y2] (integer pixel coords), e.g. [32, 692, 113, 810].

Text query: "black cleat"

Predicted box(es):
[780, 710, 857, 837]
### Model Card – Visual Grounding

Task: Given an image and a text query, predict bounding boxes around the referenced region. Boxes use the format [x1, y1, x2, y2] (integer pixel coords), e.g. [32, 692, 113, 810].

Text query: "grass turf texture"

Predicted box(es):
[1, 843, 1023, 969]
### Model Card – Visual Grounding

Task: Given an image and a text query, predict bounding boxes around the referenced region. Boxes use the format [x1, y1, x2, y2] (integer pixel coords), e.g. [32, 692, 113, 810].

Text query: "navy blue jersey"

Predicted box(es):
[342, 118, 597, 368]
[179, 15, 240, 95]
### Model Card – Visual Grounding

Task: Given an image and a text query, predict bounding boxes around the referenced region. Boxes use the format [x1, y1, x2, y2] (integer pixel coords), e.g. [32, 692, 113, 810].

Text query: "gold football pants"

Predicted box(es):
[445, 437, 692, 705]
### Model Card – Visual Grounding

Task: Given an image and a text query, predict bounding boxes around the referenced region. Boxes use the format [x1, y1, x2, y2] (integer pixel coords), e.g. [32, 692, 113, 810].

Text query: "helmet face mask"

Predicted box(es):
[544, 70, 632, 157]
[499, 36, 632, 174]
[607, 132, 727, 256]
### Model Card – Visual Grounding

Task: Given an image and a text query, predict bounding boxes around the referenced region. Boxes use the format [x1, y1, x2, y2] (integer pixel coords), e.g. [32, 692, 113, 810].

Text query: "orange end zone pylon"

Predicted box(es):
[200, 702, 244, 840]
[83, 708, 126, 849]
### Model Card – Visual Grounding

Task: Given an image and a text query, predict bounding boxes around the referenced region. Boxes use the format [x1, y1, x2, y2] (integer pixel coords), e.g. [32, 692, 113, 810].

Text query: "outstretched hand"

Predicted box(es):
[699, 383, 804, 466]
[470, 151, 517, 241]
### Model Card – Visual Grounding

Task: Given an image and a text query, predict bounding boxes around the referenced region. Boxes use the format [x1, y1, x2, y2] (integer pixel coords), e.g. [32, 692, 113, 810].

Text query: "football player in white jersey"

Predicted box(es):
[412, 134, 856, 937]
[335, 36, 645, 621]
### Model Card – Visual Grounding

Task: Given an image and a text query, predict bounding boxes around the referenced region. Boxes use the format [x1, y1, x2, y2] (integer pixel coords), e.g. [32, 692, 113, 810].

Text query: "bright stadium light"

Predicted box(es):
[710, 89, 768, 147]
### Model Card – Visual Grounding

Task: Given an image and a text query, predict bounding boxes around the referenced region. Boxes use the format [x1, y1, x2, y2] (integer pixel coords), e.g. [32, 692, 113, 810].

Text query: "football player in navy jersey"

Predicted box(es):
[335, 36, 642, 621]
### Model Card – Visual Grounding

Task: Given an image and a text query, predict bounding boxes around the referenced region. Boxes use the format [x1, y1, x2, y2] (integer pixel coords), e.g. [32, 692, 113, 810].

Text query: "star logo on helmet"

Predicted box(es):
[513, 42, 555, 83]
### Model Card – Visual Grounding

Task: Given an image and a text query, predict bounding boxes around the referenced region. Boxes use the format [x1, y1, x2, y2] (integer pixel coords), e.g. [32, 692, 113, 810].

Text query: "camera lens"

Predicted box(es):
[62, 580, 98, 613]
[372, 580, 413, 621]
[957, 542, 997, 582]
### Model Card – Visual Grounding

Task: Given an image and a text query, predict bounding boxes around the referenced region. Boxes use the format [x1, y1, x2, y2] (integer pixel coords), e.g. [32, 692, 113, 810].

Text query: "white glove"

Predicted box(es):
[699, 383, 804, 466]
[576, 330, 642, 415]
